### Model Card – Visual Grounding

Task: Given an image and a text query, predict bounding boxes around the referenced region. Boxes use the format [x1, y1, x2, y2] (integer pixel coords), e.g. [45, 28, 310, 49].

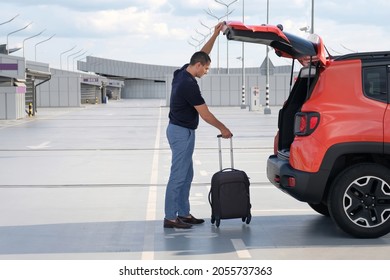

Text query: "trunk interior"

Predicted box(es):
[277, 65, 318, 155]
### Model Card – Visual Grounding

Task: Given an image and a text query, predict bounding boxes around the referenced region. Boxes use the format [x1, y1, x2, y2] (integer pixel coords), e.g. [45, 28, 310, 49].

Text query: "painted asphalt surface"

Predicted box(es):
[0, 99, 389, 260]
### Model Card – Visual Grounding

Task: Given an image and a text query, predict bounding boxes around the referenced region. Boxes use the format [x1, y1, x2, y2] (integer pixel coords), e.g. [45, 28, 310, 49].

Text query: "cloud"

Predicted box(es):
[2, 0, 156, 12]
[2, 0, 390, 69]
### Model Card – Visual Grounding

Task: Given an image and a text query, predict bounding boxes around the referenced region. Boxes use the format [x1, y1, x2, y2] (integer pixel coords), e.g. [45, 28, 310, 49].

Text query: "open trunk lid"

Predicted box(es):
[222, 21, 326, 66]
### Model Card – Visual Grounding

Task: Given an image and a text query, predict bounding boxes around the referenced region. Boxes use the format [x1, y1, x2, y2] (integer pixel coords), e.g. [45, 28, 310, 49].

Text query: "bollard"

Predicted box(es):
[28, 103, 33, 117]
[241, 85, 246, 109]
[264, 83, 271, 114]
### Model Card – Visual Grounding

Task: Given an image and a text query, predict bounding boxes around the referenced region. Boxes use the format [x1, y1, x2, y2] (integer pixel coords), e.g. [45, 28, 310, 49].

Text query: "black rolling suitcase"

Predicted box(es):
[209, 135, 251, 227]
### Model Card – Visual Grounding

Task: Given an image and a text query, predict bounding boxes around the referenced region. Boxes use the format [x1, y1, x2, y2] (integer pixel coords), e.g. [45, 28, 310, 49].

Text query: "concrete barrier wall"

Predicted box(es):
[0, 86, 26, 120]
[36, 71, 81, 107]
[165, 73, 292, 107]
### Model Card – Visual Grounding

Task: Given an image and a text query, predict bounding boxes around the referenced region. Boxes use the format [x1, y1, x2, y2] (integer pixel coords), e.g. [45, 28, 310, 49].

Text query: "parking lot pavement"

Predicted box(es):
[0, 99, 389, 260]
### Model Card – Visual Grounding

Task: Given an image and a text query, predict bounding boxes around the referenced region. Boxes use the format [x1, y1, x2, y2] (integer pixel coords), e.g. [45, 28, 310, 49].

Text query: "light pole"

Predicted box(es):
[199, 20, 213, 38]
[67, 49, 83, 71]
[299, 26, 310, 33]
[196, 29, 209, 43]
[77, 53, 91, 64]
[23, 29, 45, 58]
[340, 44, 357, 53]
[35, 34, 55, 61]
[204, 7, 231, 73]
[215, 0, 238, 74]
[0, 14, 19, 54]
[0, 14, 19, 26]
[240, 0, 246, 109]
[300, 1, 314, 34]
[187, 40, 198, 51]
[190, 35, 205, 50]
[311, 0, 314, 34]
[264, 0, 271, 114]
[73, 50, 88, 71]
[60, 45, 76, 70]
[6, 22, 33, 54]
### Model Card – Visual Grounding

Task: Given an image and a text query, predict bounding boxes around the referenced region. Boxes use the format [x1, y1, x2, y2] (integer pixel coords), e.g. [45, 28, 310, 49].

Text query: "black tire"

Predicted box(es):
[328, 163, 390, 238]
[308, 202, 330, 217]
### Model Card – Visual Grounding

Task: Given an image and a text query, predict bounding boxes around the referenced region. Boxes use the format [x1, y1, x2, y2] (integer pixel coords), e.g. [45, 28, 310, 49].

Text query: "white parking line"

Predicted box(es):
[231, 239, 251, 259]
[26, 141, 51, 149]
[142, 106, 162, 260]
[251, 209, 313, 213]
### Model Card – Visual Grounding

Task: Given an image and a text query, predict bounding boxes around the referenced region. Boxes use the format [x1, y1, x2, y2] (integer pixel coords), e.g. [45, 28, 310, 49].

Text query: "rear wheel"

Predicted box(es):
[328, 163, 390, 238]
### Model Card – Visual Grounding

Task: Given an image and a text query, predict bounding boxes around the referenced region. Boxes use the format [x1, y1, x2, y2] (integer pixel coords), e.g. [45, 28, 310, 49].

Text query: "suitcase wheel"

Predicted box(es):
[242, 214, 252, 224]
[211, 215, 220, 227]
[216, 218, 221, 227]
[245, 214, 252, 224]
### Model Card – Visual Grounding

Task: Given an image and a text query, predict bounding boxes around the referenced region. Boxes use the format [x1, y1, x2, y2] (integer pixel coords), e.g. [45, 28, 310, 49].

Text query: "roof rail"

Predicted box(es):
[335, 51, 390, 61]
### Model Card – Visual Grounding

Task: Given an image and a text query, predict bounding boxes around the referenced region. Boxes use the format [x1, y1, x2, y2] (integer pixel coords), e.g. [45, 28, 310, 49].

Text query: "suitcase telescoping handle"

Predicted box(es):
[217, 134, 234, 170]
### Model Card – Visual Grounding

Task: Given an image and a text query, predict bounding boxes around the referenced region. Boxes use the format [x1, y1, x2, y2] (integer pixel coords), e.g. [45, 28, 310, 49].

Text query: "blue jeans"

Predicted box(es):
[165, 123, 195, 220]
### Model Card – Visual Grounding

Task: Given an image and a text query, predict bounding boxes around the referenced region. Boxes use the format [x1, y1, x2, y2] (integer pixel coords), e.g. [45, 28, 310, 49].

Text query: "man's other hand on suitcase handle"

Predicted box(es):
[217, 133, 233, 139]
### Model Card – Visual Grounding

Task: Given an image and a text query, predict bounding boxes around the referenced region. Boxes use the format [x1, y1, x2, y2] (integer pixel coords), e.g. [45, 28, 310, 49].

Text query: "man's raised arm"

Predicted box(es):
[200, 22, 223, 55]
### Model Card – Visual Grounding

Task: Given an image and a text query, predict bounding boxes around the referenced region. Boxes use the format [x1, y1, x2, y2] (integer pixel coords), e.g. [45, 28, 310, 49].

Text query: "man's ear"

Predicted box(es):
[194, 62, 203, 72]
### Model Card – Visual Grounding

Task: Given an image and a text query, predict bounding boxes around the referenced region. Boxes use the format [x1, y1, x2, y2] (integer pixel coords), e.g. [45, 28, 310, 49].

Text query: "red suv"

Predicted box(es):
[223, 21, 390, 238]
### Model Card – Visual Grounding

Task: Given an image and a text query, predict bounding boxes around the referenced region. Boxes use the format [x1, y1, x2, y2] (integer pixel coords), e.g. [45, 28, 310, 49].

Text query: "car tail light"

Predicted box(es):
[294, 112, 320, 136]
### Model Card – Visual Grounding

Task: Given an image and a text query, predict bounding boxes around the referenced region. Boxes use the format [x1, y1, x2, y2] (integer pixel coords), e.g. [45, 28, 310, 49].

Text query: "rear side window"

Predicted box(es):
[363, 66, 388, 102]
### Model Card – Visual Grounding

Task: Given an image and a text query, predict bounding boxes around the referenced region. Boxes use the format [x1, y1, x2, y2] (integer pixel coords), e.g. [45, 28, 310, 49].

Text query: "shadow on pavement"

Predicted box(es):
[0, 214, 389, 259]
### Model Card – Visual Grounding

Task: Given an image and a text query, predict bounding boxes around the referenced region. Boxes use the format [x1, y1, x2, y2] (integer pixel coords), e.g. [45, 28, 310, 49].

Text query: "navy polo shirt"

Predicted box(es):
[169, 64, 205, 129]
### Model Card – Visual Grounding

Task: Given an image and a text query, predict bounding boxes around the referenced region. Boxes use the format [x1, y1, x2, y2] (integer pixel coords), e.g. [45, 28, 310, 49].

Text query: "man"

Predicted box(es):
[164, 22, 233, 229]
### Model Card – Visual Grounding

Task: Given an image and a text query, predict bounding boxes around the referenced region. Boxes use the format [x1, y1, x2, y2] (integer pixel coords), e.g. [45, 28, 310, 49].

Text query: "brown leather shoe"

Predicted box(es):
[178, 214, 205, 225]
[163, 218, 192, 229]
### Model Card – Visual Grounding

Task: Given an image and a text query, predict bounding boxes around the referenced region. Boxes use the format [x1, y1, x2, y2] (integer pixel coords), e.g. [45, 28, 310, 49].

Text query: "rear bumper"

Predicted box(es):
[266, 155, 328, 203]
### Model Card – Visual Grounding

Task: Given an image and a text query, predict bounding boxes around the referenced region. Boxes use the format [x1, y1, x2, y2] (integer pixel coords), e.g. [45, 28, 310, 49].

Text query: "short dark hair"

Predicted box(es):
[190, 51, 211, 66]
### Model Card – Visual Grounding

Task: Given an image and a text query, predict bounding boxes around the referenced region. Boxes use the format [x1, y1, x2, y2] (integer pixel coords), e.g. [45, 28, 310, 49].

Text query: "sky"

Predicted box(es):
[1, 0, 390, 71]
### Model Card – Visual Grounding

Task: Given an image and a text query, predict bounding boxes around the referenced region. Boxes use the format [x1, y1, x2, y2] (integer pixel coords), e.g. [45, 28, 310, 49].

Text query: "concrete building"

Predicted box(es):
[79, 56, 296, 108]
[1, 53, 295, 120]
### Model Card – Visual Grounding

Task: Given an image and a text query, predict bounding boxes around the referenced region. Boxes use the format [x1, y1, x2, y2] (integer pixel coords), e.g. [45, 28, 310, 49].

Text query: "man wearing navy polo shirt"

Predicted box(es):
[164, 22, 233, 229]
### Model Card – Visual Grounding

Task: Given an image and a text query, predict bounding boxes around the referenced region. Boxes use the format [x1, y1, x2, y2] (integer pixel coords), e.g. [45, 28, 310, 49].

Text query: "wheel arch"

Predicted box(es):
[318, 142, 389, 203]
